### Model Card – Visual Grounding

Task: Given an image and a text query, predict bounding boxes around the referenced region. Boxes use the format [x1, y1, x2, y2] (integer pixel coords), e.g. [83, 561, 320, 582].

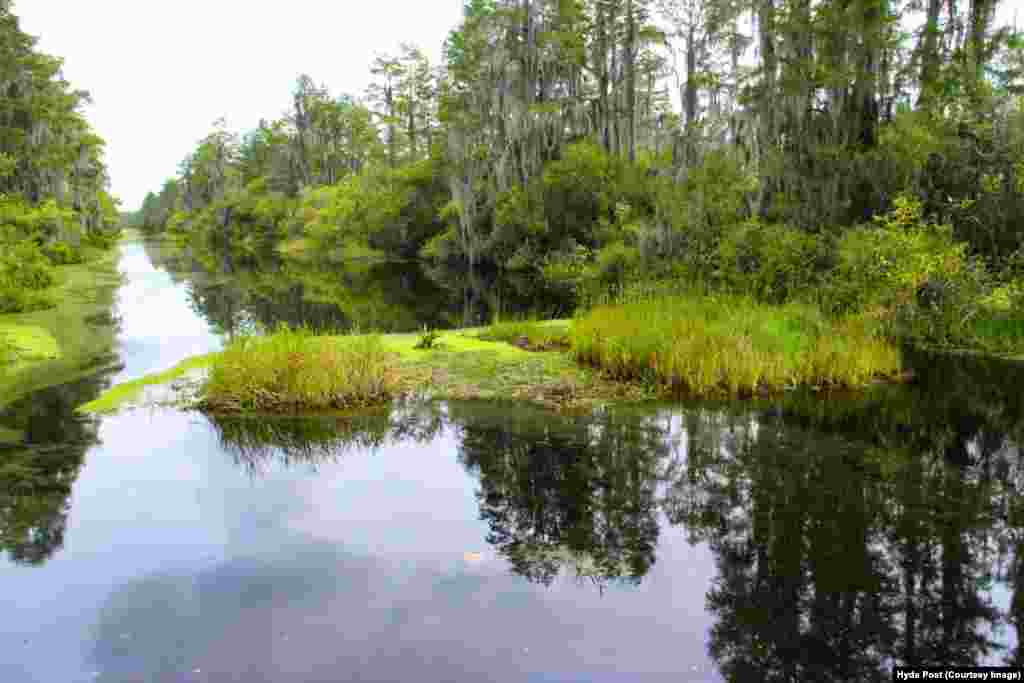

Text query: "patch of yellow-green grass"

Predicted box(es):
[476, 318, 572, 351]
[571, 293, 903, 398]
[0, 246, 123, 407]
[78, 353, 220, 415]
[201, 326, 397, 413]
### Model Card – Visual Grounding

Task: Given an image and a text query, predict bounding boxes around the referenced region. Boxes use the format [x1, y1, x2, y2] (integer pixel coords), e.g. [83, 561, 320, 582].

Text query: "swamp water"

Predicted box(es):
[2, 238, 1024, 682]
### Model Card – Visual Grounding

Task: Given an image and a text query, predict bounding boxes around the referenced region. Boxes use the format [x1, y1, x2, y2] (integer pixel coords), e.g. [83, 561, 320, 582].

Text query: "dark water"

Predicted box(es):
[142, 238, 573, 335]
[3, 239, 1024, 682]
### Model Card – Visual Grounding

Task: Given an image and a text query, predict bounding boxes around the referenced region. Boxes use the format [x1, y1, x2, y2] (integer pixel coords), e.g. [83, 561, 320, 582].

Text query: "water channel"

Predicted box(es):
[2, 236, 1024, 681]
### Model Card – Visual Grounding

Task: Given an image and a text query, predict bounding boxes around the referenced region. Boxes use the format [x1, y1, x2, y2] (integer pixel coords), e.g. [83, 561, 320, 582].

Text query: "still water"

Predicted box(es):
[2, 237, 1024, 682]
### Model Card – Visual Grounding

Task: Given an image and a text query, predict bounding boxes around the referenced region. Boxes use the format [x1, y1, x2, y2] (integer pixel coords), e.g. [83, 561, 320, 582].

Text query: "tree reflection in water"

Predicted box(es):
[206, 400, 446, 476]
[0, 373, 107, 565]
[665, 348, 1024, 679]
[450, 402, 674, 589]
[204, 352, 1024, 678]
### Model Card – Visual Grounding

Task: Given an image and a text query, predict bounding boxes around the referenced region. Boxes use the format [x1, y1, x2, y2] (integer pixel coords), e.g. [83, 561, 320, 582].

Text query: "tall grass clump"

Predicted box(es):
[201, 324, 398, 412]
[571, 293, 901, 398]
[479, 316, 571, 350]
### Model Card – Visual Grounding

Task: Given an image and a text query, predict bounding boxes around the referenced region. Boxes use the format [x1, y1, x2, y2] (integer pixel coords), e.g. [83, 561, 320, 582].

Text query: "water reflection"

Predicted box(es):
[13, 240, 1024, 682]
[208, 402, 445, 475]
[452, 402, 672, 588]
[663, 349, 1024, 678]
[0, 373, 106, 565]
[142, 236, 573, 335]
[194, 349, 1024, 677]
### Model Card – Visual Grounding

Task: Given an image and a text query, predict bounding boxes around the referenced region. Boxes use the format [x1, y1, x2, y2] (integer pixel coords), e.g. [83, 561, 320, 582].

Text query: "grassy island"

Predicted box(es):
[81, 291, 907, 416]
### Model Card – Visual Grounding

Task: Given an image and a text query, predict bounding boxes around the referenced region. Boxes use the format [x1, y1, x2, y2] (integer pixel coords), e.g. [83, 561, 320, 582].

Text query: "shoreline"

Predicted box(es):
[0, 242, 126, 408]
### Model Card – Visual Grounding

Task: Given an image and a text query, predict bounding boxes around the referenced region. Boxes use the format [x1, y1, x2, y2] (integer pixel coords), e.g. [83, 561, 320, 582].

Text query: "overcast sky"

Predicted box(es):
[15, 1, 465, 210]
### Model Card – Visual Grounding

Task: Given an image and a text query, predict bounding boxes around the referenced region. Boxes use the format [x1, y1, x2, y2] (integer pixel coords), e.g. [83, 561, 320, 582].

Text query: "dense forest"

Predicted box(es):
[133, 0, 1024, 350]
[0, 0, 120, 315]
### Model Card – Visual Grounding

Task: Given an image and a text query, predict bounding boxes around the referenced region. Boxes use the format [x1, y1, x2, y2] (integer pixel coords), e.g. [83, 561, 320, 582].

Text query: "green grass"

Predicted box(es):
[201, 325, 397, 413]
[84, 322, 649, 416]
[77, 353, 219, 414]
[85, 294, 903, 415]
[477, 318, 572, 350]
[571, 293, 903, 398]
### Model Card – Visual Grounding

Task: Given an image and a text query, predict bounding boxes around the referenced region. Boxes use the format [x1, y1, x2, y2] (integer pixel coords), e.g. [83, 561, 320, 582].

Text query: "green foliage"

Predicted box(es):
[821, 196, 984, 345]
[645, 149, 755, 270]
[42, 241, 83, 266]
[542, 141, 623, 250]
[0, 235, 57, 313]
[0, 239, 54, 288]
[305, 159, 448, 260]
[716, 222, 829, 304]
[413, 327, 442, 350]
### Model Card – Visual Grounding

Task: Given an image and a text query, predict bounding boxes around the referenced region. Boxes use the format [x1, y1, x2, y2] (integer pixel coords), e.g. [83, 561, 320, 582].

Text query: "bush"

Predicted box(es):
[83, 228, 122, 250]
[820, 196, 983, 344]
[717, 221, 830, 304]
[0, 240, 55, 291]
[43, 241, 84, 265]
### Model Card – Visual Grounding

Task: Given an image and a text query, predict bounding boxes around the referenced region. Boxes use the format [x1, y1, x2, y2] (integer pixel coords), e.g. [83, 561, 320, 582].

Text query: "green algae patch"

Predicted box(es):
[376, 327, 649, 409]
[0, 325, 61, 364]
[78, 353, 220, 415]
[0, 247, 124, 407]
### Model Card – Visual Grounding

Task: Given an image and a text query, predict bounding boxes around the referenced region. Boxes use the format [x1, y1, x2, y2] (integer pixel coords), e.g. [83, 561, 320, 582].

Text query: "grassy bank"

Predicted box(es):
[572, 293, 903, 397]
[0, 246, 124, 406]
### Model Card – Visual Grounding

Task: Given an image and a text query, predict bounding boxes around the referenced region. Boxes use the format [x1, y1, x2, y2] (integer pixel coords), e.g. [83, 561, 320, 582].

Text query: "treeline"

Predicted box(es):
[0, 0, 120, 313]
[140, 0, 1024, 346]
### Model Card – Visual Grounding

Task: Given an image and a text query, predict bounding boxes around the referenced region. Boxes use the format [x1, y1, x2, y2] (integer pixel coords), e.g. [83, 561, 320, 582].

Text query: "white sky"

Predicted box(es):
[15, 1, 465, 210]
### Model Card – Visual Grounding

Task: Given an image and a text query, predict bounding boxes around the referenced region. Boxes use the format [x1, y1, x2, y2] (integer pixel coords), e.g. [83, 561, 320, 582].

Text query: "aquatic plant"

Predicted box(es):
[571, 293, 902, 398]
[201, 324, 398, 412]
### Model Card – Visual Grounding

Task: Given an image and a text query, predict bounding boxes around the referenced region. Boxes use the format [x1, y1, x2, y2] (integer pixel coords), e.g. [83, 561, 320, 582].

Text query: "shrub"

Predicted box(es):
[820, 195, 984, 344]
[717, 221, 830, 304]
[0, 239, 55, 291]
[83, 228, 122, 250]
[43, 241, 84, 265]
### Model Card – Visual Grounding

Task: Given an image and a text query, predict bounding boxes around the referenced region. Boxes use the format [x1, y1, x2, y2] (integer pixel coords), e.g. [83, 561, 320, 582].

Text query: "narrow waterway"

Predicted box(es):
[2, 236, 1024, 682]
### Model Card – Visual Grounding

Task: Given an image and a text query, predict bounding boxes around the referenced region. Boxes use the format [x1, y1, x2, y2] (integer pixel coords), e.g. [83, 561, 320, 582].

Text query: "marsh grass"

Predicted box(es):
[478, 317, 572, 350]
[201, 324, 398, 413]
[571, 293, 902, 398]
